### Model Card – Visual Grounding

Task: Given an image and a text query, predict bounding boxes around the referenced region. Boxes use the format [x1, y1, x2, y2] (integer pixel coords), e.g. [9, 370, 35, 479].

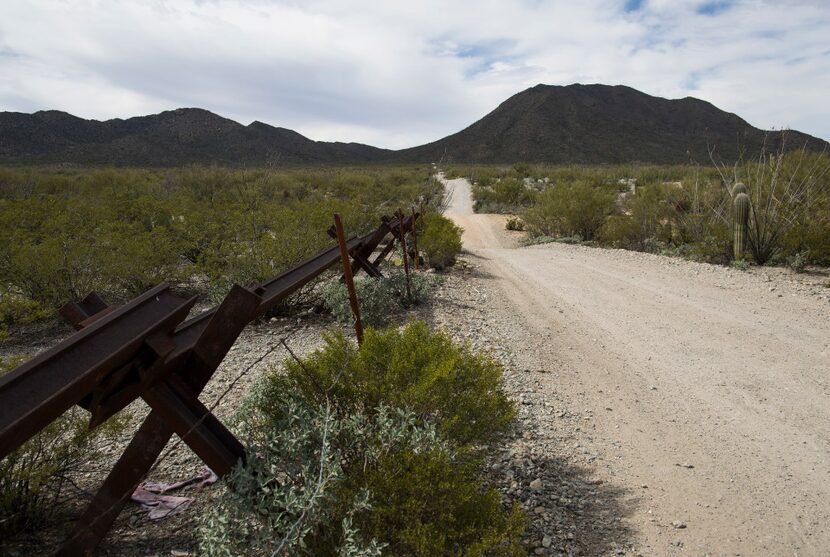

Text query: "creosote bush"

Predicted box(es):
[199, 321, 522, 556]
[0, 291, 49, 341]
[419, 214, 463, 270]
[0, 165, 441, 334]
[261, 322, 514, 449]
[522, 182, 616, 241]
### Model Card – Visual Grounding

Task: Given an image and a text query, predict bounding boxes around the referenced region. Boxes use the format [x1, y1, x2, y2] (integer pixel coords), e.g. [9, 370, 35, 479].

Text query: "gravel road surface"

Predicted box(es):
[443, 175, 830, 556]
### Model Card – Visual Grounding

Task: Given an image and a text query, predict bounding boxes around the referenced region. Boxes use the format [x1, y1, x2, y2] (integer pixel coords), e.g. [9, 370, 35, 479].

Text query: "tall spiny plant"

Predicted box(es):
[733, 183, 749, 261]
[712, 132, 830, 264]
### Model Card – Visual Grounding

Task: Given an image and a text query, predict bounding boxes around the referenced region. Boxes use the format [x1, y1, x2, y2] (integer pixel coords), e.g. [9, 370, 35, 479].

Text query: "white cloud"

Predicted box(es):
[0, 0, 827, 148]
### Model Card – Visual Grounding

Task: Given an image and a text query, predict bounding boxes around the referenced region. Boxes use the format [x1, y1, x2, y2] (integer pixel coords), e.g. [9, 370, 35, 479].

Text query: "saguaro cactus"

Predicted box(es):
[733, 183, 750, 261]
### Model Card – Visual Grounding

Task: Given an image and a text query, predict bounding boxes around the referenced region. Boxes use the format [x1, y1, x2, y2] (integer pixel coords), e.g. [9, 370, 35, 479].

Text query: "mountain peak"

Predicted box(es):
[396, 83, 827, 164]
[1, 84, 826, 165]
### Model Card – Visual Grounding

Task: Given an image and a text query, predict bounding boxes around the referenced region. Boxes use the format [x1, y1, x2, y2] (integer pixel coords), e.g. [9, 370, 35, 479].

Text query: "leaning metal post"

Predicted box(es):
[397, 208, 411, 299]
[333, 213, 364, 345]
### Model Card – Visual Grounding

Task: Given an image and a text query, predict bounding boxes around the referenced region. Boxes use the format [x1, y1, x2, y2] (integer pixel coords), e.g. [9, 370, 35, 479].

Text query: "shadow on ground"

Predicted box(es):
[489, 423, 637, 556]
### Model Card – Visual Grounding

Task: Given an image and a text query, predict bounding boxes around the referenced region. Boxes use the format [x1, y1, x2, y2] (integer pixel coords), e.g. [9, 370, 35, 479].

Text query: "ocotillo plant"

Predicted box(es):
[733, 183, 750, 261]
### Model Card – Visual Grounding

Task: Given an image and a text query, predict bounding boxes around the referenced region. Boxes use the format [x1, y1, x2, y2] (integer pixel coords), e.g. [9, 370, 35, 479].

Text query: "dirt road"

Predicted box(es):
[443, 176, 830, 556]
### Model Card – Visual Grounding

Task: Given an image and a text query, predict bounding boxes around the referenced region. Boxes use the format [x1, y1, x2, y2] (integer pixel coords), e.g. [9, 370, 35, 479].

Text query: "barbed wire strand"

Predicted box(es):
[58, 323, 303, 551]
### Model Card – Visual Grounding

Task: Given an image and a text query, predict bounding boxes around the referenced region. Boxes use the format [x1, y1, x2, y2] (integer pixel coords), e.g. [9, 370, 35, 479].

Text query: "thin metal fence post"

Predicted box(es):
[410, 206, 419, 271]
[333, 213, 364, 345]
[397, 208, 411, 299]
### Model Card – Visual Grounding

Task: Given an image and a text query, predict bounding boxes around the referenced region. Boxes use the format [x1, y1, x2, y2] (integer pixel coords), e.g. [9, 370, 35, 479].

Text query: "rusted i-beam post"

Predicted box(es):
[397, 208, 411, 299]
[410, 206, 419, 271]
[333, 213, 364, 345]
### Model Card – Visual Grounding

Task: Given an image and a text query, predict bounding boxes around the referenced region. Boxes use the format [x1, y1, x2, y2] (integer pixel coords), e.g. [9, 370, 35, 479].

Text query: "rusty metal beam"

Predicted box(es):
[0, 284, 195, 460]
[57, 284, 263, 555]
[6, 212, 421, 555]
[253, 233, 367, 313]
[334, 213, 364, 345]
[55, 411, 175, 557]
[60, 292, 110, 330]
[142, 378, 244, 477]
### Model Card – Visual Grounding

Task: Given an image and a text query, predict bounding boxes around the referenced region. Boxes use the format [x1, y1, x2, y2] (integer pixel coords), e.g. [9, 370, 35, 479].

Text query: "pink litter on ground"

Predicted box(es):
[131, 467, 218, 520]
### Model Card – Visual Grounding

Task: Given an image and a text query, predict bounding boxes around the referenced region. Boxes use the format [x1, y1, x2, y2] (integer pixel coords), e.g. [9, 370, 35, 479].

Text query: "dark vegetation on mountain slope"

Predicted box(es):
[0, 108, 389, 166]
[396, 84, 828, 164]
[2, 84, 827, 166]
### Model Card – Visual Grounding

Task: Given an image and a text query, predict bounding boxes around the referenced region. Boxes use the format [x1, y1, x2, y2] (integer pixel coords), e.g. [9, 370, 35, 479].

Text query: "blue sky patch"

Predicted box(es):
[696, 1, 734, 16]
[623, 0, 644, 13]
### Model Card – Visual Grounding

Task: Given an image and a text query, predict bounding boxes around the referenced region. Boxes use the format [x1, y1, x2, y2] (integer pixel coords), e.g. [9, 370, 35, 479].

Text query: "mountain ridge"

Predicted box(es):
[394, 83, 828, 164]
[0, 107, 390, 165]
[1, 84, 827, 166]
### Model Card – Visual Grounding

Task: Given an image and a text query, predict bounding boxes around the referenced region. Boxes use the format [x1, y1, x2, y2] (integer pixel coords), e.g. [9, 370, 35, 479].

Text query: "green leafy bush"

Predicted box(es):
[201, 399, 523, 557]
[324, 276, 398, 328]
[0, 291, 49, 341]
[472, 177, 538, 214]
[199, 322, 523, 556]
[686, 220, 732, 264]
[200, 400, 435, 557]
[258, 321, 514, 449]
[354, 448, 525, 557]
[0, 165, 438, 329]
[419, 214, 463, 270]
[522, 182, 616, 241]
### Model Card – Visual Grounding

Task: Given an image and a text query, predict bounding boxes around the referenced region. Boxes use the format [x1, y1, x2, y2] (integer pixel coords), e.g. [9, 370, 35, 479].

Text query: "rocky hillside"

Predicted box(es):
[2, 84, 827, 165]
[395, 84, 828, 164]
[0, 108, 389, 165]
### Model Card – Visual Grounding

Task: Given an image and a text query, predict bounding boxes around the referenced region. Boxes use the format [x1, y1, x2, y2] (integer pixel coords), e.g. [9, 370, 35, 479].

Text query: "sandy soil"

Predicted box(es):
[444, 175, 830, 556]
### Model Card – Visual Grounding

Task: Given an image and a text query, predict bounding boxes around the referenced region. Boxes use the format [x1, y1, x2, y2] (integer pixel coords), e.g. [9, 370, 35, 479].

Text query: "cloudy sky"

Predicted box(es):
[1, 0, 828, 149]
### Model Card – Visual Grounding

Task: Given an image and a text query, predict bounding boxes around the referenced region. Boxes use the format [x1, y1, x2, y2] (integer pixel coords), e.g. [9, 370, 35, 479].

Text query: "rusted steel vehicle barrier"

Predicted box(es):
[0, 211, 419, 556]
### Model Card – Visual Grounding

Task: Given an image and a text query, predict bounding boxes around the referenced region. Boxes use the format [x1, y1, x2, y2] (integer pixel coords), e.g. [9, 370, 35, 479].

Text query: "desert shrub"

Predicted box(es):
[686, 220, 732, 264]
[420, 214, 463, 270]
[0, 291, 49, 341]
[505, 217, 525, 231]
[323, 272, 432, 328]
[0, 165, 436, 331]
[200, 400, 432, 557]
[0, 357, 126, 535]
[257, 321, 514, 450]
[597, 215, 640, 249]
[781, 220, 830, 266]
[787, 250, 809, 273]
[200, 401, 523, 557]
[472, 177, 538, 213]
[522, 182, 616, 240]
[383, 271, 433, 308]
[732, 259, 751, 271]
[199, 323, 523, 556]
[519, 235, 557, 247]
[353, 448, 524, 557]
[324, 276, 397, 328]
[598, 186, 675, 252]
